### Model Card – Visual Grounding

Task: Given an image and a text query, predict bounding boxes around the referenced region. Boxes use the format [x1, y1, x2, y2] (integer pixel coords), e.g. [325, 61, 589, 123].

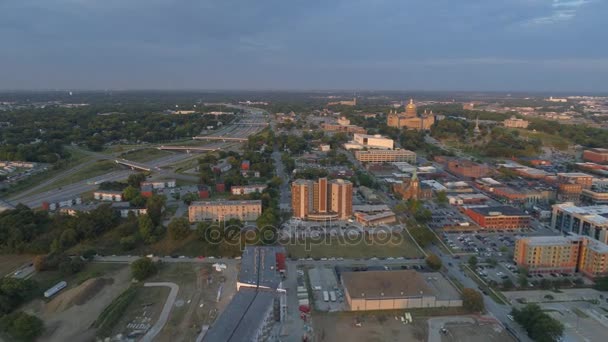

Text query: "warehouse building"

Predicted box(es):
[341, 270, 462, 311]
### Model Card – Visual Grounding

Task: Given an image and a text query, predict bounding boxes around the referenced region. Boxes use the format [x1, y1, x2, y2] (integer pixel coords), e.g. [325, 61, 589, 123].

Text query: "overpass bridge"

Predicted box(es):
[234, 122, 269, 126]
[157, 146, 218, 153]
[115, 159, 152, 172]
[192, 136, 248, 142]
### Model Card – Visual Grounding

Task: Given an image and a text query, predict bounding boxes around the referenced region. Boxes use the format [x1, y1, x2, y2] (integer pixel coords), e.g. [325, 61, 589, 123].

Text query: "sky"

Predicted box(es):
[0, 0, 607, 92]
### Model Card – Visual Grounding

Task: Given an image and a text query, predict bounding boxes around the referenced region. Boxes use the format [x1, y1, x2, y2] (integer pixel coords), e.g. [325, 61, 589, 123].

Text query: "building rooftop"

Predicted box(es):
[557, 172, 594, 178]
[341, 270, 434, 299]
[468, 205, 528, 216]
[203, 288, 275, 342]
[521, 235, 579, 247]
[554, 203, 608, 225]
[238, 246, 282, 290]
[190, 200, 262, 206]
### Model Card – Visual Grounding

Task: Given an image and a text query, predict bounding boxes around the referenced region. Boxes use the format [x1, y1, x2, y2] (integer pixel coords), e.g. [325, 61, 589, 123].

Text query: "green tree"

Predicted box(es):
[502, 278, 514, 290]
[168, 218, 191, 240]
[593, 276, 608, 291]
[436, 191, 448, 205]
[0, 311, 44, 342]
[468, 256, 478, 268]
[122, 185, 140, 202]
[462, 288, 484, 313]
[518, 268, 529, 287]
[131, 257, 157, 281]
[146, 195, 166, 226]
[425, 253, 442, 271]
[127, 173, 147, 188]
[512, 304, 564, 342]
[409, 226, 435, 247]
[138, 214, 154, 243]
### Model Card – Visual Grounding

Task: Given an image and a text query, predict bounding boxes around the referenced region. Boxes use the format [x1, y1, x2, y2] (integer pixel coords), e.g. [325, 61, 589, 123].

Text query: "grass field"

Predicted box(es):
[512, 128, 570, 150]
[36, 159, 120, 192]
[118, 148, 173, 162]
[285, 233, 424, 259]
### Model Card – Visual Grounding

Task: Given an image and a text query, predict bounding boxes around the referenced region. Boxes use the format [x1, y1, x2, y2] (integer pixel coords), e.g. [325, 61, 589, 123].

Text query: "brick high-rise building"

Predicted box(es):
[291, 178, 352, 221]
[331, 179, 353, 220]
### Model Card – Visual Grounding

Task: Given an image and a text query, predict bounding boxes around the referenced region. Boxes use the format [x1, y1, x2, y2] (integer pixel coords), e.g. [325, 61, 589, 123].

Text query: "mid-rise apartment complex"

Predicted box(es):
[551, 202, 608, 244]
[188, 200, 262, 222]
[354, 149, 416, 163]
[514, 235, 608, 278]
[291, 178, 353, 221]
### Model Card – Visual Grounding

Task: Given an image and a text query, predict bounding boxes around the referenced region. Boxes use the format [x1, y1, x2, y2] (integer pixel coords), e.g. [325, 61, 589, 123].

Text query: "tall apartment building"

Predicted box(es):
[354, 149, 416, 163]
[583, 148, 608, 164]
[514, 235, 608, 278]
[291, 178, 353, 221]
[551, 202, 608, 244]
[188, 200, 262, 222]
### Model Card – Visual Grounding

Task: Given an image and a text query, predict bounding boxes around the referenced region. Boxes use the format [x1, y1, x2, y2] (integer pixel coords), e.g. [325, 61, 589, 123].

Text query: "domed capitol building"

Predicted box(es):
[387, 99, 435, 131]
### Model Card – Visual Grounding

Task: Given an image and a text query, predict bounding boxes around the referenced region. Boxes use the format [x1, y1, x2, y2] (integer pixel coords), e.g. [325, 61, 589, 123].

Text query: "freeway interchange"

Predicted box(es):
[5, 109, 269, 209]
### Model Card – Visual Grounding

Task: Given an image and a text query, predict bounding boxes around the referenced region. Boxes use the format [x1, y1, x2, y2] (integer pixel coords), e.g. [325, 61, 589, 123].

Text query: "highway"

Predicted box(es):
[5, 106, 268, 208]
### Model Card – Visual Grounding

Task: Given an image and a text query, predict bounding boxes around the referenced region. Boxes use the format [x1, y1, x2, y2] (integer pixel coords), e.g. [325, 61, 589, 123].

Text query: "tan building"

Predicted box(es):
[291, 178, 352, 221]
[330, 179, 353, 220]
[579, 239, 608, 278]
[557, 172, 595, 189]
[503, 116, 530, 128]
[354, 211, 396, 226]
[387, 99, 435, 131]
[514, 236, 581, 275]
[188, 200, 262, 222]
[514, 235, 608, 278]
[321, 123, 367, 134]
[355, 149, 416, 163]
[328, 97, 357, 106]
[341, 270, 462, 311]
[345, 133, 394, 150]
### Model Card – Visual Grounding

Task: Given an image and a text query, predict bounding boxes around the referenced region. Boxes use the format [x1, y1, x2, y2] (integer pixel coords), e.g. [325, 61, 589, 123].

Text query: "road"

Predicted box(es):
[5, 106, 269, 208]
[430, 245, 532, 342]
[141, 282, 179, 342]
[272, 149, 291, 211]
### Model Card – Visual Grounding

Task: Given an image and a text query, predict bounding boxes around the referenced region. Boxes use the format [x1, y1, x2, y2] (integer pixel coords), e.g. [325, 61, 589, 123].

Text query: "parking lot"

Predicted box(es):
[307, 267, 345, 312]
[442, 231, 515, 258]
[280, 218, 401, 239]
[426, 202, 475, 229]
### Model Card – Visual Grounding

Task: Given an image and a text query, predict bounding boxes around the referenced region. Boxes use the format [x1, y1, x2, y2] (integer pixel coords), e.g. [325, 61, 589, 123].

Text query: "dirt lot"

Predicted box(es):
[24, 264, 132, 342]
[441, 321, 514, 342]
[0, 254, 33, 277]
[108, 262, 239, 342]
[313, 312, 427, 342]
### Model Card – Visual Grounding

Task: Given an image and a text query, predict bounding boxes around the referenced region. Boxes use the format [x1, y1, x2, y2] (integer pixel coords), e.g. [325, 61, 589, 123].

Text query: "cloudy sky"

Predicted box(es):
[0, 0, 606, 92]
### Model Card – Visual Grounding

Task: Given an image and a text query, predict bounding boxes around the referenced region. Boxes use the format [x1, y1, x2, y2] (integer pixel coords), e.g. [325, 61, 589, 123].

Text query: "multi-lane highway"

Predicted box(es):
[5, 107, 269, 208]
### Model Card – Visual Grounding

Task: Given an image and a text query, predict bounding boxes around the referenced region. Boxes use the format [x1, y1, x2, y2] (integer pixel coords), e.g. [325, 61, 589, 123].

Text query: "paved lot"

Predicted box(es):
[308, 267, 344, 312]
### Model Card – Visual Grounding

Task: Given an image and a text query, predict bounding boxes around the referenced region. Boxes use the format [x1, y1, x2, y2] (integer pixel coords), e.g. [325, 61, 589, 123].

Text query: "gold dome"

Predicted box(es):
[405, 99, 417, 117]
